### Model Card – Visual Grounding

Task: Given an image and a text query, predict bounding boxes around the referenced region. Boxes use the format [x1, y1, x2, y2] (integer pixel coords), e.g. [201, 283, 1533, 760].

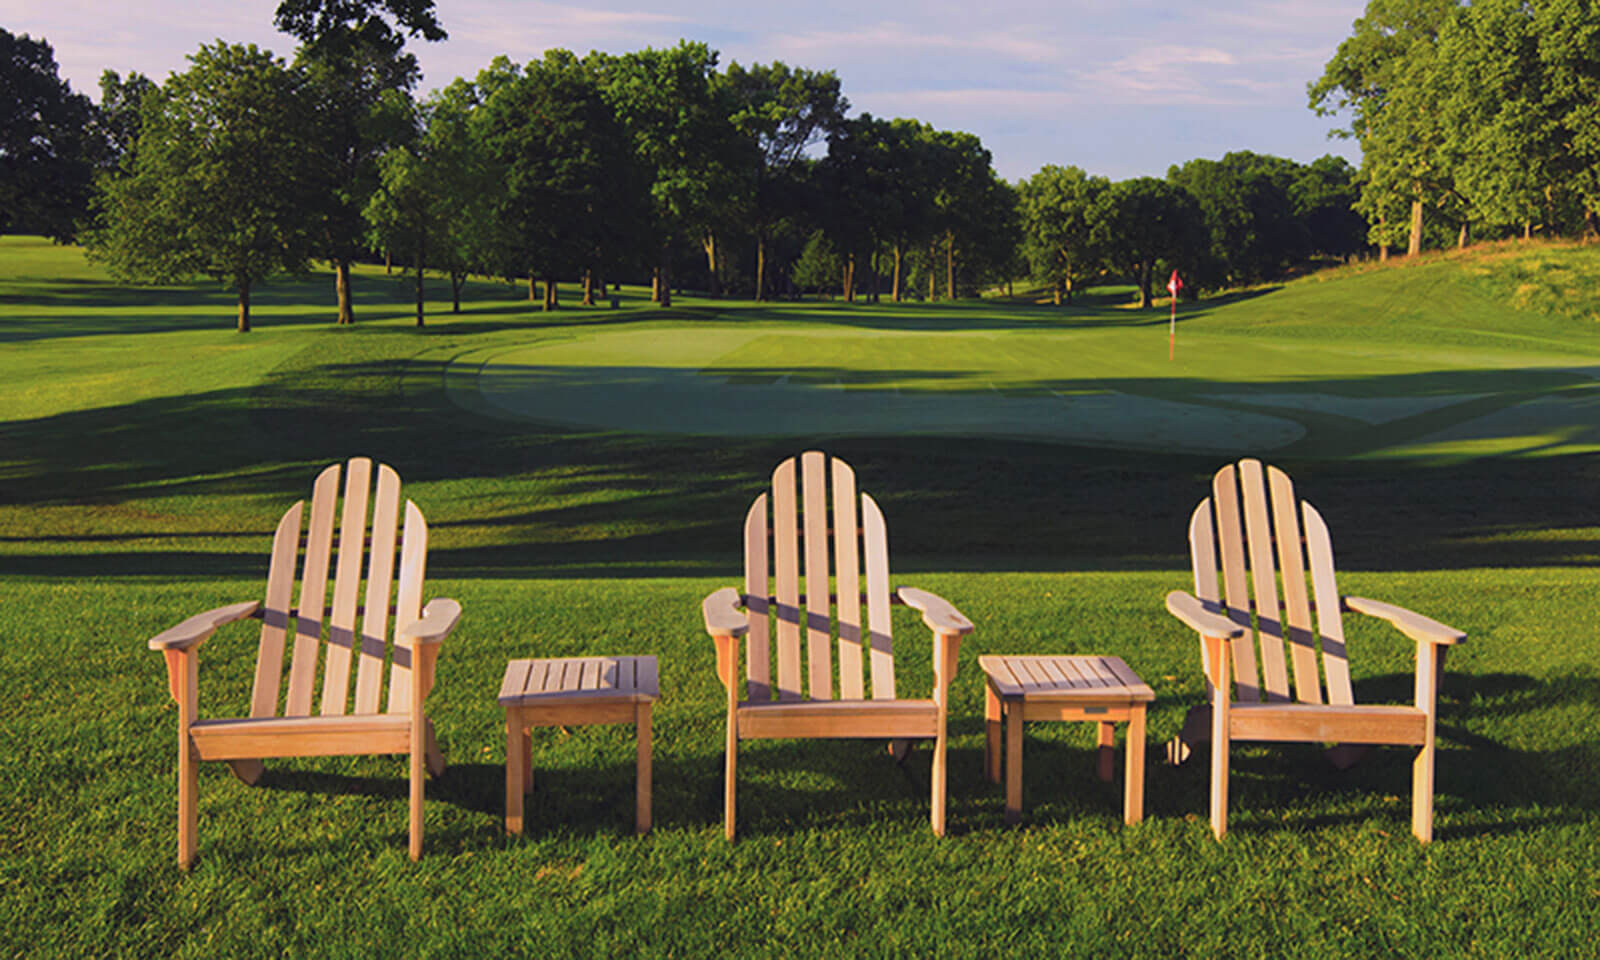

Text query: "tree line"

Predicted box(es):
[5, 2, 1368, 332]
[1313, 0, 1600, 255]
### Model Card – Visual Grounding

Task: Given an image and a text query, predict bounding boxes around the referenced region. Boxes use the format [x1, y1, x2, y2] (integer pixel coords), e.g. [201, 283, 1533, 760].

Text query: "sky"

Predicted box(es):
[3, 0, 1365, 181]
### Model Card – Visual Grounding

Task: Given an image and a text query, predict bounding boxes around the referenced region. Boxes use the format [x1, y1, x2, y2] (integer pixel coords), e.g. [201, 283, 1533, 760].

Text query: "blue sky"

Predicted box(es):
[3, 0, 1364, 180]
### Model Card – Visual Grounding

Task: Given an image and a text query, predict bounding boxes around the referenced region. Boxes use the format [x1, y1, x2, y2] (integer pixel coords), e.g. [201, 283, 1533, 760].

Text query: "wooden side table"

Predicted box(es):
[980, 654, 1154, 825]
[499, 655, 659, 835]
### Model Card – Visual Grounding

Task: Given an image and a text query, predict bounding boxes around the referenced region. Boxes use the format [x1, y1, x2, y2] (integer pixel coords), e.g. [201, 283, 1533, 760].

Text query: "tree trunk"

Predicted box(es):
[658, 255, 672, 307]
[544, 276, 558, 311]
[1458, 221, 1470, 249]
[529, 275, 538, 301]
[1408, 198, 1423, 257]
[652, 266, 662, 303]
[945, 232, 955, 300]
[1524, 220, 1532, 240]
[334, 258, 355, 325]
[385, 249, 391, 275]
[582, 269, 594, 306]
[869, 249, 880, 303]
[1053, 278, 1063, 306]
[892, 244, 903, 302]
[702, 232, 720, 298]
[236, 276, 251, 333]
[1586, 207, 1598, 242]
[928, 241, 938, 300]
[451, 271, 466, 313]
[414, 241, 425, 327]
[1139, 259, 1153, 308]
[843, 252, 855, 302]
[755, 232, 768, 301]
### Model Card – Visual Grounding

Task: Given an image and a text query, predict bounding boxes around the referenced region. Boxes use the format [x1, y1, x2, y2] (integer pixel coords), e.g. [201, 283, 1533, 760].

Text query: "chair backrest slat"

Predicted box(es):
[1303, 503, 1354, 705]
[286, 464, 341, 717]
[386, 501, 428, 713]
[250, 503, 304, 718]
[1239, 460, 1292, 702]
[862, 492, 895, 699]
[353, 464, 401, 715]
[832, 458, 865, 700]
[320, 458, 372, 716]
[801, 451, 833, 700]
[1189, 499, 1220, 687]
[742, 495, 772, 701]
[1269, 466, 1323, 704]
[771, 458, 803, 701]
[1210, 463, 1261, 701]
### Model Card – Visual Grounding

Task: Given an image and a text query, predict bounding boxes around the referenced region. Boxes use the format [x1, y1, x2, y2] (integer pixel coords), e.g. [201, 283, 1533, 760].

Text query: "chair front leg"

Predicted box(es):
[713, 633, 739, 841]
[931, 630, 961, 837]
[165, 648, 201, 870]
[1204, 634, 1231, 840]
[1413, 639, 1441, 843]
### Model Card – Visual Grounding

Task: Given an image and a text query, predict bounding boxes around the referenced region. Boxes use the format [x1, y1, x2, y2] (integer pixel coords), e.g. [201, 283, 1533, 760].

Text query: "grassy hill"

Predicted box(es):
[3, 236, 1599, 957]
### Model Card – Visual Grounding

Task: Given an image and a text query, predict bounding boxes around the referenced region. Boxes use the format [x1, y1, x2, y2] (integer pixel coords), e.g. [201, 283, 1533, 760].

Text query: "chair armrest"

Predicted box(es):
[396, 598, 462, 647]
[147, 601, 261, 652]
[1343, 596, 1465, 646]
[1166, 590, 1245, 639]
[896, 587, 974, 637]
[702, 587, 749, 637]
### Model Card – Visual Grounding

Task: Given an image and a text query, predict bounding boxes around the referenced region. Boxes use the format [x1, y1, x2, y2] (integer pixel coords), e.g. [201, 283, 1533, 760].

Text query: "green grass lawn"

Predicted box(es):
[3, 236, 1599, 957]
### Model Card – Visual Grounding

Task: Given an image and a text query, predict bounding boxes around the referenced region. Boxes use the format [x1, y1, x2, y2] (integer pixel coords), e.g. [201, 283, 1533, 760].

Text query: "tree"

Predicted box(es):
[95, 70, 156, 168]
[1169, 152, 1305, 289]
[722, 61, 848, 300]
[1309, 0, 1458, 257]
[1291, 155, 1367, 259]
[923, 128, 1001, 300]
[476, 51, 645, 311]
[83, 43, 319, 332]
[275, 0, 447, 325]
[597, 42, 744, 307]
[0, 30, 97, 240]
[1092, 177, 1204, 308]
[1018, 165, 1109, 304]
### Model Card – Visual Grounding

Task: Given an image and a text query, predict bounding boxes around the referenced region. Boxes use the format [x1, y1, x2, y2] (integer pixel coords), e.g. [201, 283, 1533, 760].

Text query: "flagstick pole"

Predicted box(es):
[1169, 291, 1176, 360]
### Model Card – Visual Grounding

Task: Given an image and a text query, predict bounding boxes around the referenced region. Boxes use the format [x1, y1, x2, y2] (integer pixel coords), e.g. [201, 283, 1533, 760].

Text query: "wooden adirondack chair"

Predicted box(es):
[702, 451, 974, 838]
[147, 458, 461, 868]
[1165, 458, 1465, 842]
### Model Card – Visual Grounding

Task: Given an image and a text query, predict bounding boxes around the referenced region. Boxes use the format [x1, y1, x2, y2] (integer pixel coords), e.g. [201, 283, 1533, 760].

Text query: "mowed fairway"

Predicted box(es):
[5, 236, 1600, 957]
[443, 271, 1600, 460]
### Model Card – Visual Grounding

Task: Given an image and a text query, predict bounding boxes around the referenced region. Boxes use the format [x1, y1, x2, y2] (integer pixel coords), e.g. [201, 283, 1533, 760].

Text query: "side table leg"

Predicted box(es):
[1125, 706, 1146, 825]
[985, 684, 1001, 784]
[1005, 703, 1023, 826]
[1097, 721, 1116, 782]
[506, 711, 524, 835]
[635, 702, 653, 835]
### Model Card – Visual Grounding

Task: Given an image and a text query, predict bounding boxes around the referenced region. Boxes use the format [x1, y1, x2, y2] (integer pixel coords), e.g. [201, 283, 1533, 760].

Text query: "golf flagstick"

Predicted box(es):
[1167, 269, 1183, 360]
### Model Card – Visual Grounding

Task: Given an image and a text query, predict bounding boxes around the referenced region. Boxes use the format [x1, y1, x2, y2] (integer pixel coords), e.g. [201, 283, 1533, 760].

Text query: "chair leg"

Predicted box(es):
[1167, 704, 1211, 766]
[226, 759, 264, 785]
[932, 716, 948, 838]
[724, 716, 737, 841]
[424, 720, 446, 779]
[409, 720, 425, 861]
[984, 685, 1001, 784]
[178, 737, 198, 870]
[1413, 643, 1441, 843]
[1096, 721, 1116, 782]
[1210, 700, 1229, 840]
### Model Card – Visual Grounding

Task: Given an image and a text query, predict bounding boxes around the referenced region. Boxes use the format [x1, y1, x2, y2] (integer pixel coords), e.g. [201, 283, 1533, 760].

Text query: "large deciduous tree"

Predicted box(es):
[1018, 165, 1108, 305]
[722, 61, 848, 300]
[84, 43, 319, 332]
[275, 0, 447, 324]
[597, 41, 743, 307]
[1092, 177, 1204, 308]
[0, 30, 97, 240]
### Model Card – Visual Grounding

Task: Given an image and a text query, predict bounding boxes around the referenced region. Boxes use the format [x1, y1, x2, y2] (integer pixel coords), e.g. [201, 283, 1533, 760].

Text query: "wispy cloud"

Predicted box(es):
[770, 22, 1062, 64]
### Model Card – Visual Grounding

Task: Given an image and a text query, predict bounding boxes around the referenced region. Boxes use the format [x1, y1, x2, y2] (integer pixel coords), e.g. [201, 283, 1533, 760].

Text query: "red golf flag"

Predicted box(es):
[1167, 270, 1182, 360]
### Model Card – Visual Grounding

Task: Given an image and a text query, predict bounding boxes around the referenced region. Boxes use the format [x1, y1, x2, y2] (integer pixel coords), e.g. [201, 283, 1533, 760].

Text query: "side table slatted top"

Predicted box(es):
[981, 655, 1154, 703]
[499, 656, 659, 705]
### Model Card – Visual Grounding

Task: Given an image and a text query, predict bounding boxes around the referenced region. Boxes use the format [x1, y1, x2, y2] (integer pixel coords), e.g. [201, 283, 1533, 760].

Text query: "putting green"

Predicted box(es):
[440, 320, 1600, 458]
